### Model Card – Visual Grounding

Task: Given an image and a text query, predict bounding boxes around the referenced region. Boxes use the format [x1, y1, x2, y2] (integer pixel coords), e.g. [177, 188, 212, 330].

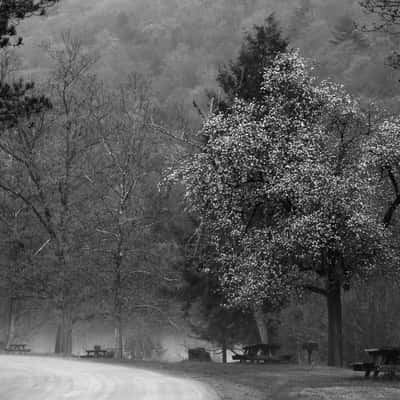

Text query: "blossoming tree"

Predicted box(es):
[171, 51, 392, 366]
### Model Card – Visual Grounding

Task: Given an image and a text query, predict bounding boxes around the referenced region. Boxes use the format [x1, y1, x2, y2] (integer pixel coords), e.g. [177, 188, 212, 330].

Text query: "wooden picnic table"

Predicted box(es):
[82, 346, 114, 358]
[5, 344, 31, 354]
[352, 347, 400, 378]
[85, 349, 108, 357]
[232, 344, 282, 363]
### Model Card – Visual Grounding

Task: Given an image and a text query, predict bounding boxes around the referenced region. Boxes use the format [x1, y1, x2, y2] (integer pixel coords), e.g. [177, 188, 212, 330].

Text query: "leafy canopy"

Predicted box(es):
[170, 51, 391, 309]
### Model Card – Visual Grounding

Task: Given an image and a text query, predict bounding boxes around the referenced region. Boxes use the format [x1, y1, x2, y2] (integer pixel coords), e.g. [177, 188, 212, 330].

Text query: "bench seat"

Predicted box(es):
[352, 362, 376, 371]
[233, 354, 291, 363]
[5, 347, 31, 353]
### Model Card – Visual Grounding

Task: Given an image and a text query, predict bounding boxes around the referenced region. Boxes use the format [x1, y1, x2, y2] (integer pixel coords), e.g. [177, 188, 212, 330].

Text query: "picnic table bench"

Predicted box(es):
[232, 344, 284, 363]
[352, 347, 400, 378]
[5, 344, 31, 354]
[81, 345, 114, 359]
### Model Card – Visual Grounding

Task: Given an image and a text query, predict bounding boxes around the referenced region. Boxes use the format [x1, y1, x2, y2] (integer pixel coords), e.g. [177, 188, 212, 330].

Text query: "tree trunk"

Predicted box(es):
[222, 337, 227, 364]
[113, 249, 124, 359]
[307, 349, 312, 365]
[6, 297, 17, 347]
[55, 324, 61, 353]
[115, 318, 123, 359]
[54, 244, 73, 356]
[63, 316, 73, 355]
[253, 307, 269, 344]
[54, 309, 73, 355]
[327, 281, 343, 367]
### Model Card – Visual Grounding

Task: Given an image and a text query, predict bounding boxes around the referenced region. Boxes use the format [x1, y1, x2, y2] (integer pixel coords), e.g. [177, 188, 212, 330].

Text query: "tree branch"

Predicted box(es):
[303, 285, 327, 297]
[0, 181, 55, 237]
[383, 166, 400, 226]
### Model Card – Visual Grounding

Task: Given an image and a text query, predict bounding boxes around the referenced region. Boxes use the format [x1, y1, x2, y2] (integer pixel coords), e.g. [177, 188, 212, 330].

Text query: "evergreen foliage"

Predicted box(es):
[215, 14, 288, 111]
[0, 0, 59, 48]
[0, 1, 59, 130]
[181, 266, 258, 362]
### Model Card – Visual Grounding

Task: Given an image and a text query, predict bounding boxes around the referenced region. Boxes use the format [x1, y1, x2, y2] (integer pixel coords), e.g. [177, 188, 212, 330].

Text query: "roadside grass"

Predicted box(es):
[83, 359, 400, 400]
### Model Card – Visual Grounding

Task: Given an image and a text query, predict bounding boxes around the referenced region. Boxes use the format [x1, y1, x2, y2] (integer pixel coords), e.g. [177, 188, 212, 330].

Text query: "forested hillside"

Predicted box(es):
[17, 0, 400, 127]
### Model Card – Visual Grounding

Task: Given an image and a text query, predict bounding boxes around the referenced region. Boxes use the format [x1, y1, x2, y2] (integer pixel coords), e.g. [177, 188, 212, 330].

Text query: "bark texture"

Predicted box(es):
[253, 307, 269, 344]
[54, 310, 73, 355]
[6, 297, 17, 347]
[327, 281, 343, 367]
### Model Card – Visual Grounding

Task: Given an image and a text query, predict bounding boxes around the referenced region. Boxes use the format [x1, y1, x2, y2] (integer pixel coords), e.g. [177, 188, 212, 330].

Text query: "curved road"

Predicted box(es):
[0, 356, 219, 400]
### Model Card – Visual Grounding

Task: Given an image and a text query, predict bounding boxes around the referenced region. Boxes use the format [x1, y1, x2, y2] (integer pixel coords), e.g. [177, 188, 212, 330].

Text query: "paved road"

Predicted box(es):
[0, 356, 220, 400]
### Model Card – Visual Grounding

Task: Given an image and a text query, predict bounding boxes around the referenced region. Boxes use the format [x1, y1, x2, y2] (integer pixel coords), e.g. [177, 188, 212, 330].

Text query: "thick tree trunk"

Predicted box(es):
[54, 309, 73, 355]
[6, 297, 17, 347]
[253, 307, 269, 344]
[327, 281, 343, 367]
[54, 244, 73, 356]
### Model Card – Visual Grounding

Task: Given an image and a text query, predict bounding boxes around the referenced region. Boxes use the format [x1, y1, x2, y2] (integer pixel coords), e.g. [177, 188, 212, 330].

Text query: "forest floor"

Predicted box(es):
[86, 359, 400, 400]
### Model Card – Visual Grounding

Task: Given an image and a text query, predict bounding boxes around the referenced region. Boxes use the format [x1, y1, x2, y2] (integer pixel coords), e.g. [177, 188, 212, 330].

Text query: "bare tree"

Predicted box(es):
[0, 33, 106, 355]
[86, 75, 180, 359]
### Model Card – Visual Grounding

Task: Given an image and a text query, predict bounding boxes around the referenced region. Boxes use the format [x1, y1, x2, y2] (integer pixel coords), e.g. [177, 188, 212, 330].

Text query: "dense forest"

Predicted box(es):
[1, 0, 400, 367]
[17, 0, 400, 112]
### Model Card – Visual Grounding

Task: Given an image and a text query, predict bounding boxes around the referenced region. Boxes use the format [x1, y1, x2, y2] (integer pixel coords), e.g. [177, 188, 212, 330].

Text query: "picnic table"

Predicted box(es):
[352, 347, 400, 378]
[85, 349, 108, 357]
[81, 345, 114, 359]
[232, 344, 282, 363]
[5, 344, 31, 354]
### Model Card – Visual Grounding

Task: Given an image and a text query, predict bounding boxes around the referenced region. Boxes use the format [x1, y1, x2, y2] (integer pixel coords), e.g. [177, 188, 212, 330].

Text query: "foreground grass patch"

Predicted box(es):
[84, 358, 400, 400]
[297, 387, 400, 400]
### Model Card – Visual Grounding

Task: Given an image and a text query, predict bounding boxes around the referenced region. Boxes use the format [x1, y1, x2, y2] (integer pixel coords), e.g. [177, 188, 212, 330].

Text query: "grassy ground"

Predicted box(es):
[84, 359, 400, 400]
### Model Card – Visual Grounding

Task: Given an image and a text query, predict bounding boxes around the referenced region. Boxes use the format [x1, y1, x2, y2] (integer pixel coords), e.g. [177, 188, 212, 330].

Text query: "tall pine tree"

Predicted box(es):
[214, 14, 288, 112]
[0, 1, 59, 128]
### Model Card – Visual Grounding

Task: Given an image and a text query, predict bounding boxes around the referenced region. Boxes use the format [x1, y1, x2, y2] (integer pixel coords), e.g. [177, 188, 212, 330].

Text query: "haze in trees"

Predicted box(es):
[0, 1, 60, 349]
[178, 238, 260, 363]
[0, 32, 184, 355]
[13, 0, 400, 128]
[86, 75, 181, 359]
[0, 34, 108, 354]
